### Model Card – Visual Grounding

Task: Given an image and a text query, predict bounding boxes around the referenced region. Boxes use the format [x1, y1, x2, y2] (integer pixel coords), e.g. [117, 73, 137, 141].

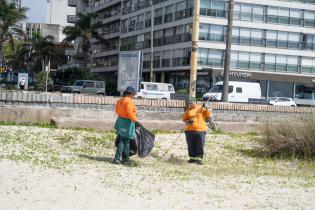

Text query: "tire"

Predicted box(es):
[161, 98, 167, 101]
[73, 92, 80, 94]
[137, 96, 143, 99]
[97, 93, 105, 96]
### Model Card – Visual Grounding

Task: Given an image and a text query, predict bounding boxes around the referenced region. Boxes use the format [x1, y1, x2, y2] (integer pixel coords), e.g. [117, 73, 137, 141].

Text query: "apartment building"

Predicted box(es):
[69, 0, 315, 104]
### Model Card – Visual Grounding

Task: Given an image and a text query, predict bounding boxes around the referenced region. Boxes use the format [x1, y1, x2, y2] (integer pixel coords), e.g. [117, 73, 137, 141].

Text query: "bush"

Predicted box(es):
[260, 115, 315, 158]
[35, 71, 53, 91]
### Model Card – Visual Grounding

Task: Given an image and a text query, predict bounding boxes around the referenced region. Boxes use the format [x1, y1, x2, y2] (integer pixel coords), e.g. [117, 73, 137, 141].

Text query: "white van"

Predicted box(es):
[136, 82, 175, 100]
[202, 81, 261, 103]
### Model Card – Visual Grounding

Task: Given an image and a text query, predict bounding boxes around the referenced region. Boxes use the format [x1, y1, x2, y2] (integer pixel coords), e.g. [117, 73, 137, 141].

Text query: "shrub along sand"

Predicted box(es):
[0, 125, 314, 210]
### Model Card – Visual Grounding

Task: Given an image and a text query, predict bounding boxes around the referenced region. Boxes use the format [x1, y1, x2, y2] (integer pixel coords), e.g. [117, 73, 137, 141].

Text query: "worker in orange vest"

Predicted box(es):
[113, 86, 140, 165]
[182, 100, 212, 165]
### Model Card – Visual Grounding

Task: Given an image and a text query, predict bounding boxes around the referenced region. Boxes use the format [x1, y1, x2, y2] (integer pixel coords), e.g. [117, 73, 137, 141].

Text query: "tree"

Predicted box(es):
[4, 41, 29, 70]
[63, 13, 105, 68]
[28, 32, 57, 72]
[0, 0, 27, 66]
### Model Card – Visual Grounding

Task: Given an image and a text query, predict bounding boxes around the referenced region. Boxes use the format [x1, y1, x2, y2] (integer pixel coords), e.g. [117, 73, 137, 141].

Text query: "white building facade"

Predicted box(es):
[68, 0, 315, 104]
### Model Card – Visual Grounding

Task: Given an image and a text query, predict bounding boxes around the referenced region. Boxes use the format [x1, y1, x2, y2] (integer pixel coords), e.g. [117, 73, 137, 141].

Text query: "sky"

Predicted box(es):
[22, 0, 75, 26]
[23, 0, 47, 23]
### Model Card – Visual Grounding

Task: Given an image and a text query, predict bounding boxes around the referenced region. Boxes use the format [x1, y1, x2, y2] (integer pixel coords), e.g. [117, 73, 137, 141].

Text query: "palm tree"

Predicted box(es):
[29, 32, 57, 72]
[0, 0, 27, 66]
[63, 13, 105, 68]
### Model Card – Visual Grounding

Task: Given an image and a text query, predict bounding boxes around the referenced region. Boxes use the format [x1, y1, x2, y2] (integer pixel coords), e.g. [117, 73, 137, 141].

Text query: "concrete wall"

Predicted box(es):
[1, 91, 314, 133]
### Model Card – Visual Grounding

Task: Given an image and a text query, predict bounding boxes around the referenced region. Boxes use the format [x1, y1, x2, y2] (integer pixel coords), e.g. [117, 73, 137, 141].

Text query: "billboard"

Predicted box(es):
[18, 73, 29, 90]
[118, 51, 142, 92]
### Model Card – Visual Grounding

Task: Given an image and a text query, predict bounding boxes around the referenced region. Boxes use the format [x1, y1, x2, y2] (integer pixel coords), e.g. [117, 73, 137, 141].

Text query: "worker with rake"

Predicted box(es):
[182, 100, 212, 165]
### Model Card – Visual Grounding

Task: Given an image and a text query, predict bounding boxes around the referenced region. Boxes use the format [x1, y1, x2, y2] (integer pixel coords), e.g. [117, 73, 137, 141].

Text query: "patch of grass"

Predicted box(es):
[0, 121, 57, 129]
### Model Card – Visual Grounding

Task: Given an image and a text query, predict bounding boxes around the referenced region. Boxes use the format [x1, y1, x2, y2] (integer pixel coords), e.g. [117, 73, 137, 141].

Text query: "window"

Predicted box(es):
[241, 4, 252, 21]
[265, 54, 276, 71]
[287, 56, 298, 72]
[162, 50, 172, 67]
[301, 57, 315, 73]
[253, 5, 264, 22]
[236, 87, 243, 93]
[198, 48, 208, 65]
[238, 52, 250, 69]
[154, 8, 163, 25]
[199, 24, 208, 40]
[96, 82, 104, 88]
[168, 85, 175, 92]
[84, 82, 94, 88]
[164, 5, 173, 23]
[207, 49, 224, 67]
[250, 53, 262, 69]
[146, 84, 158, 91]
[276, 55, 287, 71]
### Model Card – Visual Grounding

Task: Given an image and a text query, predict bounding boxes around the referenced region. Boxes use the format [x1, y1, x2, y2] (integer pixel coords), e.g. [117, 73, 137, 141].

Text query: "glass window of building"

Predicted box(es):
[301, 57, 315, 73]
[241, 4, 252, 21]
[239, 52, 250, 69]
[289, 9, 301, 25]
[287, 56, 299, 72]
[198, 48, 208, 65]
[288, 33, 300, 49]
[199, 24, 209, 40]
[279, 8, 290, 24]
[154, 8, 163, 25]
[266, 30, 278, 47]
[277, 32, 289, 48]
[154, 30, 163, 46]
[208, 49, 224, 67]
[267, 7, 279, 23]
[164, 5, 173, 23]
[250, 53, 262, 69]
[251, 29, 264, 46]
[304, 11, 315, 27]
[240, 28, 251, 45]
[276, 55, 287, 71]
[162, 50, 172, 67]
[209, 25, 224, 42]
[253, 5, 264, 22]
[265, 54, 276, 71]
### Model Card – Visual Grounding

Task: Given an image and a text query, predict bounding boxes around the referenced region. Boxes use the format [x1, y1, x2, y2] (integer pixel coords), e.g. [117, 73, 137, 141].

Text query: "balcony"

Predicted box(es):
[68, 0, 77, 7]
[67, 15, 79, 23]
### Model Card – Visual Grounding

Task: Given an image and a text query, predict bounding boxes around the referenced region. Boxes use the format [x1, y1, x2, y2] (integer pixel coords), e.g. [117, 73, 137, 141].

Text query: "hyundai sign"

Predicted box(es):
[118, 51, 142, 92]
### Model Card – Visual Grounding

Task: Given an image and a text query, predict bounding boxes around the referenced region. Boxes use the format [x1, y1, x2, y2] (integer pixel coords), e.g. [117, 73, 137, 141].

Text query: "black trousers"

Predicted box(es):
[185, 131, 206, 159]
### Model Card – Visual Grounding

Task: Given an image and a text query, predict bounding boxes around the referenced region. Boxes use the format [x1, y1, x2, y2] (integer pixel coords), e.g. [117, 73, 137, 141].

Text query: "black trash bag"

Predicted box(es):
[115, 136, 138, 157]
[135, 125, 155, 158]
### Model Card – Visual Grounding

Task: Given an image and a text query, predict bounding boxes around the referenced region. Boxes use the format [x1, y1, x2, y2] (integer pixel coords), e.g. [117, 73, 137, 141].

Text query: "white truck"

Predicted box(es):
[136, 82, 175, 100]
[202, 81, 262, 103]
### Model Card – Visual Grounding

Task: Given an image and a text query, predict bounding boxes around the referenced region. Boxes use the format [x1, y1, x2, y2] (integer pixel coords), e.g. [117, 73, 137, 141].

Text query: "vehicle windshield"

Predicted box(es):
[209, 85, 233, 93]
[72, 80, 84, 86]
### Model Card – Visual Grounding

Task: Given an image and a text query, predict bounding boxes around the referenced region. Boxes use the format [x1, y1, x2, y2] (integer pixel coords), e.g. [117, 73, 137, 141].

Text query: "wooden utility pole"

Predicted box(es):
[149, 0, 154, 82]
[221, 0, 234, 102]
[189, 0, 200, 101]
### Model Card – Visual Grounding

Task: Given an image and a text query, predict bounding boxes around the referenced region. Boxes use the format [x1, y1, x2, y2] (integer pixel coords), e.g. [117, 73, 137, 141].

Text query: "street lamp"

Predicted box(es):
[47, 0, 53, 24]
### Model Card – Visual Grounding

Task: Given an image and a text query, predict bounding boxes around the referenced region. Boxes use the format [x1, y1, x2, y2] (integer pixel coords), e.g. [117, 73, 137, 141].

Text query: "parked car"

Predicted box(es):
[136, 82, 175, 100]
[268, 97, 297, 107]
[202, 81, 262, 103]
[61, 80, 106, 95]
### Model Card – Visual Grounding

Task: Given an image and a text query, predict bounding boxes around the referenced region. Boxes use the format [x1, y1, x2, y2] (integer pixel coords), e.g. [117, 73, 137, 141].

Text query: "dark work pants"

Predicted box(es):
[185, 131, 206, 159]
[114, 136, 130, 162]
